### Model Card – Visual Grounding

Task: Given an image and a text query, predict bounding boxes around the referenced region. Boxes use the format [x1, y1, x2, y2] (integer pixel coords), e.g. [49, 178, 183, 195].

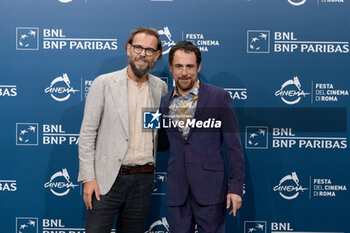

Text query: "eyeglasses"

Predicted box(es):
[131, 44, 157, 56]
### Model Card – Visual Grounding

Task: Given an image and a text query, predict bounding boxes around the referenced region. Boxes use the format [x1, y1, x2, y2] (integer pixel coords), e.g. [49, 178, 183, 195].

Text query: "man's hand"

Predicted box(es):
[83, 180, 100, 210]
[226, 193, 242, 216]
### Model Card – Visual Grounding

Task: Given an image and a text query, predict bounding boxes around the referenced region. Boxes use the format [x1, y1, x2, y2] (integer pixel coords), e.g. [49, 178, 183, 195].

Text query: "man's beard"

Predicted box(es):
[176, 77, 196, 92]
[128, 57, 156, 79]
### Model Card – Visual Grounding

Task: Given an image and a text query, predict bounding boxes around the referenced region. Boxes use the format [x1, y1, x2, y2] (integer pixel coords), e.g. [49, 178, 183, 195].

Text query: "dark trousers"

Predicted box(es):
[168, 191, 226, 233]
[85, 173, 154, 233]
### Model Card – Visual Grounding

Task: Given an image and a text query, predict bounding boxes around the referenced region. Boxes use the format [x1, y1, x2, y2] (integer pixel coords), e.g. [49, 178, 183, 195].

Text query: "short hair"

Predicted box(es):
[168, 41, 201, 66]
[125, 27, 162, 60]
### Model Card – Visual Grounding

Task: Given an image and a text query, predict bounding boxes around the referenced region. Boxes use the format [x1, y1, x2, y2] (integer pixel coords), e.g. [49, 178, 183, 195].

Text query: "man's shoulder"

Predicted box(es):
[201, 81, 227, 97]
[92, 67, 126, 85]
[161, 87, 173, 99]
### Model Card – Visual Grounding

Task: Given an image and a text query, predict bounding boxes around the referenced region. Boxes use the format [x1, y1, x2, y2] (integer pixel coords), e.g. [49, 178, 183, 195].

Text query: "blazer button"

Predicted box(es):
[185, 141, 190, 145]
[118, 159, 122, 162]
[126, 138, 129, 142]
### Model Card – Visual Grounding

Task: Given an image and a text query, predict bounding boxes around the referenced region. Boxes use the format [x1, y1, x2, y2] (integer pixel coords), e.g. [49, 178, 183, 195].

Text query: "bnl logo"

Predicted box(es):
[143, 110, 161, 129]
[247, 30, 270, 53]
[16, 217, 38, 233]
[16, 27, 39, 50]
[245, 126, 268, 149]
[153, 172, 167, 195]
[16, 123, 39, 146]
[244, 221, 267, 233]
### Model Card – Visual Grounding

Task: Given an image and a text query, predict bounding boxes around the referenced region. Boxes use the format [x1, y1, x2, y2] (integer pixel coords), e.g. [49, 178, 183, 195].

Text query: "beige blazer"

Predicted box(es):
[78, 67, 168, 195]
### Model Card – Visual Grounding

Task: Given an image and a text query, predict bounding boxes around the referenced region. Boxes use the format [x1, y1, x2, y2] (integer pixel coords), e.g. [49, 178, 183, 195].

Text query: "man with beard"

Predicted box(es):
[160, 41, 244, 232]
[78, 27, 168, 233]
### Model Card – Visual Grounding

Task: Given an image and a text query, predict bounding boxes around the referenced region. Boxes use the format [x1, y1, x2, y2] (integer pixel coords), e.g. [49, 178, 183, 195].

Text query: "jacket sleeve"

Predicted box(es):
[162, 81, 169, 96]
[78, 77, 105, 182]
[220, 91, 245, 196]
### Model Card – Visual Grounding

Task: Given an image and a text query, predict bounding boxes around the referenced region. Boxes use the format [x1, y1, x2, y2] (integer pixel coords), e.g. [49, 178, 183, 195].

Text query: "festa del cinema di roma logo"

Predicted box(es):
[44, 168, 79, 196]
[158, 26, 175, 55]
[275, 76, 310, 105]
[145, 217, 170, 233]
[44, 73, 79, 102]
[273, 172, 308, 200]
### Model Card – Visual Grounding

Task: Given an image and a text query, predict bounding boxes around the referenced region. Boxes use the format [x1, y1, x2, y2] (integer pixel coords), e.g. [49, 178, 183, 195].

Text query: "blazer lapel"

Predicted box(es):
[110, 70, 129, 137]
[162, 89, 182, 136]
[148, 75, 163, 156]
[148, 75, 162, 108]
[161, 87, 174, 115]
[187, 81, 209, 139]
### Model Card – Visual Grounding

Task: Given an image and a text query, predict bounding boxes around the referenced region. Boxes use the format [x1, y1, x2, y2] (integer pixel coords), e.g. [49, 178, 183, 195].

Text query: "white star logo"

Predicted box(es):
[150, 110, 161, 123]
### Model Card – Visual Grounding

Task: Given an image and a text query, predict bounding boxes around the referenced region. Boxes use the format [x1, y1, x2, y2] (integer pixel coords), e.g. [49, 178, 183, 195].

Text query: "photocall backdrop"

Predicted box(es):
[0, 0, 349, 232]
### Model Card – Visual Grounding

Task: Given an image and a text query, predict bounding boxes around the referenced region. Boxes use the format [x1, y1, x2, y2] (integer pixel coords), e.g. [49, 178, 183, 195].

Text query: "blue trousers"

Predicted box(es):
[168, 191, 226, 233]
[85, 173, 154, 233]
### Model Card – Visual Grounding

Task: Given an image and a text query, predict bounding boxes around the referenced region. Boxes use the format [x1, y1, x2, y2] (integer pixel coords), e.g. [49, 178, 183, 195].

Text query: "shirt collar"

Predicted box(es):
[127, 76, 149, 87]
[172, 79, 200, 99]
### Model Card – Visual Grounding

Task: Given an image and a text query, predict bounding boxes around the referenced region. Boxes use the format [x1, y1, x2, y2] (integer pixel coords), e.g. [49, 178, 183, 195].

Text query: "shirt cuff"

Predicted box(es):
[82, 179, 95, 183]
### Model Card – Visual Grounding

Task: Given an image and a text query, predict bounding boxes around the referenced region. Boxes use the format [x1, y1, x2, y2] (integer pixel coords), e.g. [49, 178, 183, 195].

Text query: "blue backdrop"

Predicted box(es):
[1, 0, 349, 232]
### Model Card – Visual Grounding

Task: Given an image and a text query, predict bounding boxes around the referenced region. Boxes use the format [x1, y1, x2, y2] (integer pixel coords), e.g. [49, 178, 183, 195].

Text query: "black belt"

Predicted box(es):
[119, 164, 155, 175]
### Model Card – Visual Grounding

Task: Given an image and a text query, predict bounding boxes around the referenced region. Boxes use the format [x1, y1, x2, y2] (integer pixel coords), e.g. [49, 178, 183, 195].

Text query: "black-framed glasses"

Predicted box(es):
[131, 44, 157, 56]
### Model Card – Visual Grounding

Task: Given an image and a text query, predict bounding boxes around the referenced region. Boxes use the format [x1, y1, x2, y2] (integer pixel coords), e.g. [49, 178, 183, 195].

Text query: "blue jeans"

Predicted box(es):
[85, 173, 154, 233]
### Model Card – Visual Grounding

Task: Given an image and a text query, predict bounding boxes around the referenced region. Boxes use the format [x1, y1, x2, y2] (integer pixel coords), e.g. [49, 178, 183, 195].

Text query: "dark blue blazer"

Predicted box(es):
[160, 81, 244, 206]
